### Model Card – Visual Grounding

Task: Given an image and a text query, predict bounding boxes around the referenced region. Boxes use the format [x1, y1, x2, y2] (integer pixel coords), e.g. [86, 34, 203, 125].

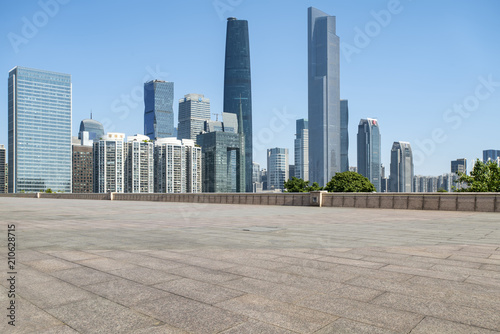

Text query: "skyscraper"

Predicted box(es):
[144, 80, 174, 139]
[340, 100, 349, 173]
[178, 94, 210, 142]
[294, 119, 309, 180]
[389, 141, 414, 192]
[0, 145, 5, 193]
[223, 17, 253, 192]
[357, 118, 381, 192]
[72, 141, 93, 193]
[308, 7, 341, 187]
[78, 118, 105, 142]
[267, 148, 289, 191]
[8, 66, 72, 193]
[483, 149, 500, 163]
[125, 135, 154, 193]
[451, 158, 467, 174]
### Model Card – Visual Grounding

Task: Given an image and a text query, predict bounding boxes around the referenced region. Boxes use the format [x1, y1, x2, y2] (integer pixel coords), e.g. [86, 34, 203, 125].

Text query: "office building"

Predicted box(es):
[178, 94, 210, 142]
[294, 119, 309, 180]
[451, 158, 467, 175]
[289, 165, 295, 179]
[0, 145, 5, 193]
[308, 7, 341, 186]
[223, 17, 253, 192]
[357, 118, 381, 192]
[389, 141, 413, 192]
[197, 113, 245, 193]
[144, 80, 174, 139]
[8, 67, 72, 193]
[267, 148, 289, 191]
[340, 100, 349, 172]
[483, 149, 500, 163]
[125, 135, 154, 193]
[78, 117, 104, 142]
[72, 137, 93, 193]
[93, 133, 125, 193]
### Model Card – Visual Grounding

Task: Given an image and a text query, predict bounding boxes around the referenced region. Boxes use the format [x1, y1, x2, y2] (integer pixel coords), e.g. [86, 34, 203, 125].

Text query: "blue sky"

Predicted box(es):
[1, 0, 499, 176]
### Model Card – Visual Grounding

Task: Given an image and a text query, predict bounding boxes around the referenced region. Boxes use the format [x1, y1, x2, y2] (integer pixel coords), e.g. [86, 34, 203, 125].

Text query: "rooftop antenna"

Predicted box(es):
[90, 110, 93, 119]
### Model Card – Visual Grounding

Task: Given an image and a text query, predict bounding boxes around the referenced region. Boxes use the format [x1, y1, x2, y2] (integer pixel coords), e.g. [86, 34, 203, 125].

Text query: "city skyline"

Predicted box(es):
[1, 1, 499, 177]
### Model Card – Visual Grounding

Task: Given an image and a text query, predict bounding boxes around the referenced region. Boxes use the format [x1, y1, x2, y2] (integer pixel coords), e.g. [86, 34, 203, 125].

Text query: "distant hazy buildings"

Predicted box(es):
[357, 118, 381, 192]
[125, 135, 154, 193]
[483, 149, 500, 163]
[178, 94, 210, 142]
[93, 133, 125, 193]
[78, 118, 105, 142]
[0, 145, 5, 193]
[144, 80, 174, 139]
[252, 162, 262, 192]
[389, 141, 413, 192]
[8, 67, 72, 193]
[308, 7, 341, 186]
[413, 174, 453, 193]
[154, 138, 201, 193]
[340, 100, 349, 173]
[267, 148, 289, 191]
[294, 119, 309, 180]
[197, 113, 245, 193]
[224, 17, 253, 192]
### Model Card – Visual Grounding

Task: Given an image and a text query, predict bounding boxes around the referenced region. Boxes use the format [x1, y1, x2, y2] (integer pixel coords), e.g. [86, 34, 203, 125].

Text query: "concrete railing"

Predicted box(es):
[1, 192, 499, 212]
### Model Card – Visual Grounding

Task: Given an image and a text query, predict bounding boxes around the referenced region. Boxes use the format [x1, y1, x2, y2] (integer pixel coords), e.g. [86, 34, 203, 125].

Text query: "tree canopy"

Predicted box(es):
[455, 159, 500, 192]
[284, 177, 322, 192]
[324, 171, 375, 192]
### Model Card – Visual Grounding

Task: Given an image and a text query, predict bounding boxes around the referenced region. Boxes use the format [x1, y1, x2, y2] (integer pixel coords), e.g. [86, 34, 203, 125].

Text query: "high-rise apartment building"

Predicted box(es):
[125, 135, 154, 193]
[294, 119, 309, 180]
[267, 148, 289, 191]
[8, 67, 72, 193]
[178, 94, 210, 142]
[223, 17, 253, 192]
[72, 139, 93, 193]
[93, 133, 125, 193]
[308, 7, 341, 187]
[197, 113, 245, 193]
[357, 118, 381, 192]
[144, 80, 174, 139]
[389, 141, 413, 192]
[340, 100, 349, 172]
[0, 145, 5, 193]
[483, 150, 500, 163]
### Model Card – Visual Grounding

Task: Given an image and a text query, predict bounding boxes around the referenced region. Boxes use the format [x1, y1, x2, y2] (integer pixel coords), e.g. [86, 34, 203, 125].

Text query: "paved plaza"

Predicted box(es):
[1, 197, 500, 333]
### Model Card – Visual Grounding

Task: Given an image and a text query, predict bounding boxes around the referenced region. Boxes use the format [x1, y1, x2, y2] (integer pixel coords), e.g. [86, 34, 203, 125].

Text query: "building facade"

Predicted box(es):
[125, 135, 154, 193]
[178, 94, 210, 142]
[357, 118, 381, 192]
[223, 17, 253, 192]
[389, 141, 413, 192]
[72, 144, 93, 193]
[8, 67, 72, 193]
[144, 80, 174, 139]
[483, 149, 500, 163]
[308, 7, 341, 187]
[267, 148, 289, 191]
[0, 145, 5, 193]
[294, 119, 309, 181]
[451, 158, 467, 175]
[93, 133, 125, 193]
[340, 100, 349, 173]
[154, 138, 201, 193]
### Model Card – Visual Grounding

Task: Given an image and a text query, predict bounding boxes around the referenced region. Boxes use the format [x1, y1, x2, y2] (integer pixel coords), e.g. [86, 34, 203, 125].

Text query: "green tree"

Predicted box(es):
[454, 159, 500, 192]
[284, 177, 322, 192]
[324, 171, 375, 192]
[45, 188, 53, 193]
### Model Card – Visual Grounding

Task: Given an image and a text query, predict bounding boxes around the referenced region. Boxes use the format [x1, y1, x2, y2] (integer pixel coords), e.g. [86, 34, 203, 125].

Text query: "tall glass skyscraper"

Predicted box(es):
[390, 141, 414, 192]
[308, 7, 341, 187]
[357, 118, 381, 192]
[340, 99, 349, 173]
[177, 93, 210, 142]
[8, 66, 72, 193]
[483, 149, 500, 163]
[223, 17, 253, 192]
[267, 148, 289, 191]
[144, 80, 174, 139]
[294, 119, 309, 180]
[78, 118, 104, 141]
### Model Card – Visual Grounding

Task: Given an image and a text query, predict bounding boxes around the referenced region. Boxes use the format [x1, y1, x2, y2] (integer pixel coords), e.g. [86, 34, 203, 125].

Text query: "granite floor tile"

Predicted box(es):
[219, 319, 297, 334]
[169, 265, 241, 284]
[109, 266, 182, 285]
[50, 266, 117, 286]
[410, 316, 499, 334]
[314, 318, 399, 334]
